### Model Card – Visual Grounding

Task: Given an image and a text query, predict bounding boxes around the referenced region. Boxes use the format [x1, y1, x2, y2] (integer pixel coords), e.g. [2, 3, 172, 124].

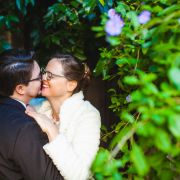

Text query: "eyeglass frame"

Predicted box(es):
[28, 73, 42, 82]
[40, 67, 65, 81]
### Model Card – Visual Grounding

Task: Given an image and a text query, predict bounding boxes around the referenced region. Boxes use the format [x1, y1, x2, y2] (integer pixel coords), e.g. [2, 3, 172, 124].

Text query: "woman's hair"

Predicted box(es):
[0, 49, 35, 96]
[50, 54, 91, 94]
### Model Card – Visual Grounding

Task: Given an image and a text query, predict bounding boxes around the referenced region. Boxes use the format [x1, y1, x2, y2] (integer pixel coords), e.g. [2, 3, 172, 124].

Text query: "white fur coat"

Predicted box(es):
[35, 91, 101, 180]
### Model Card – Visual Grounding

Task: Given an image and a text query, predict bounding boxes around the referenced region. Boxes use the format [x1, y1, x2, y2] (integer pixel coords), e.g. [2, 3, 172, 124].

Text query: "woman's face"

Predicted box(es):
[41, 58, 70, 98]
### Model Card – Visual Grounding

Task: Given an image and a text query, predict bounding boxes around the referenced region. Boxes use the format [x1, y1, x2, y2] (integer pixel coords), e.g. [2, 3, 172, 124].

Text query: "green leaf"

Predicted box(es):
[116, 58, 137, 66]
[94, 62, 103, 76]
[0, 16, 4, 21]
[131, 144, 149, 176]
[16, 0, 22, 10]
[157, 4, 180, 16]
[83, 0, 97, 14]
[168, 115, 180, 138]
[137, 122, 156, 137]
[149, 65, 158, 72]
[94, 173, 104, 180]
[158, 169, 174, 180]
[140, 73, 157, 82]
[111, 97, 120, 105]
[116, 2, 128, 17]
[0, 16, 5, 27]
[146, 153, 165, 169]
[92, 26, 104, 32]
[16, 0, 27, 15]
[112, 172, 123, 180]
[121, 111, 134, 123]
[115, 121, 126, 132]
[91, 148, 110, 172]
[29, 0, 35, 6]
[104, 159, 122, 175]
[131, 90, 143, 101]
[116, 58, 128, 66]
[7, 15, 19, 23]
[99, 0, 105, 6]
[106, 36, 121, 46]
[124, 76, 139, 85]
[155, 129, 172, 153]
[51, 36, 60, 45]
[110, 126, 131, 149]
[151, 113, 165, 125]
[168, 67, 180, 90]
[126, 11, 139, 29]
[142, 83, 158, 95]
[160, 0, 169, 5]
[142, 41, 153, 48]
[141, 28, 156, 40]
[152, 5, 163, 13]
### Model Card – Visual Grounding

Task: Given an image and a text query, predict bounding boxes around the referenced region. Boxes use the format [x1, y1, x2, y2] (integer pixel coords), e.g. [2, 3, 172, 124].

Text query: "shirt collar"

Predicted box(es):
[10, 97, 27, 108]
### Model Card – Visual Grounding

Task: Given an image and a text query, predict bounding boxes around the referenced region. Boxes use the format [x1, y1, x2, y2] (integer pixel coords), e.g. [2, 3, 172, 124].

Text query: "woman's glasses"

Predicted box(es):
[41, 67, 65, 81]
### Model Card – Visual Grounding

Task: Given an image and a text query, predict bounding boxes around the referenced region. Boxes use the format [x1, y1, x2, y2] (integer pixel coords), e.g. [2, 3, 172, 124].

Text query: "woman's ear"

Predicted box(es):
[67, 80, 77, 92]
[15, 84, 26, 95]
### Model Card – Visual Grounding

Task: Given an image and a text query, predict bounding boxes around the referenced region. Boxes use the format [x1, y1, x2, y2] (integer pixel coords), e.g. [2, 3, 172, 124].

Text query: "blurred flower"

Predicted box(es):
[126, 94, 132, 103]
[108, 8, 116, 19]
[138, 10, 151, 24]
[105, 14, 124, 36]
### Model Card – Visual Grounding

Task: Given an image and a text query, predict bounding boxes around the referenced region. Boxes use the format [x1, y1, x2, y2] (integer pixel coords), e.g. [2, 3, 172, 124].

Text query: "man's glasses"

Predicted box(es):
[41, 67, 65, 81]
[28, 74, 42, 82]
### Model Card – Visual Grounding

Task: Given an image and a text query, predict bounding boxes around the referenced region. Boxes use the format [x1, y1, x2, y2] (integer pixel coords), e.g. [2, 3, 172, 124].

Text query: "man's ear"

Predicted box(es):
[67, 80, 77, 92]
[15, 84, 26, 95]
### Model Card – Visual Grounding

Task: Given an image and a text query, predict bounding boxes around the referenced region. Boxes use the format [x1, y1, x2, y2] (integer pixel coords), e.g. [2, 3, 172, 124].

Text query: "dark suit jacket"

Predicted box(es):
[0, 97, 64, 180]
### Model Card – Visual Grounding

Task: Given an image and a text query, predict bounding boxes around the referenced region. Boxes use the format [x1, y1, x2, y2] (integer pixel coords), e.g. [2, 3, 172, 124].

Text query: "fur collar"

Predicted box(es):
[37, 91, 84, 128]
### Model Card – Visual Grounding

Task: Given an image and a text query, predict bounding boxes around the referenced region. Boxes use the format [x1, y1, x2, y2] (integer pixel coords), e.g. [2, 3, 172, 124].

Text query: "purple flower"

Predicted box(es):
[108, 9, 116, 19]
[105, 14, 124, 36]
[138, 10, 151, 24]
[126, 95, 132, 103]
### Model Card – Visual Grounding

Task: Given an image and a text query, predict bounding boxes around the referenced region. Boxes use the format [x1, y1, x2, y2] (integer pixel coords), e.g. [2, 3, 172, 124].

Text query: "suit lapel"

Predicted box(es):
[0, 97, 26, 112]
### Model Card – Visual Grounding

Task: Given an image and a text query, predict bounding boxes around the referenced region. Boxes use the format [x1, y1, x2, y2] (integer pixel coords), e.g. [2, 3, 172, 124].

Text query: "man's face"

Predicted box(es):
[25, 61, 42, 100]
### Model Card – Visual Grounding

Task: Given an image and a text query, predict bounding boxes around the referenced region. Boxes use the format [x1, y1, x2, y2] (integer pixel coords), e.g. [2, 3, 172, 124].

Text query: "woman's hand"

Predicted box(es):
[25, 105, 51, 132]
[25, 105, 59, 141]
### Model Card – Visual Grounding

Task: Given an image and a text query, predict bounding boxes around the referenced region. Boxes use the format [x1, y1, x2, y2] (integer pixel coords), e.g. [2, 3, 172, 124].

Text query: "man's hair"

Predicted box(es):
[0, 49, 35, 96]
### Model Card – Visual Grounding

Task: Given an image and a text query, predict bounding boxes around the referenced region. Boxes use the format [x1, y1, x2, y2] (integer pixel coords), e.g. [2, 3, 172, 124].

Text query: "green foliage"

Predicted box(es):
[131, 144, 149, 176]
[0, 0, 101, 61]
[91, 148, 123, 180]
[16, 0, 35, 15]
[92, 0, 180, 179]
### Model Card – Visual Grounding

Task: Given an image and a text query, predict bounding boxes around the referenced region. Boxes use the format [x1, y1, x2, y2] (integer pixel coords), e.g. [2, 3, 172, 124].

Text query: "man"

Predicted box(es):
[0, 49, 63, 180]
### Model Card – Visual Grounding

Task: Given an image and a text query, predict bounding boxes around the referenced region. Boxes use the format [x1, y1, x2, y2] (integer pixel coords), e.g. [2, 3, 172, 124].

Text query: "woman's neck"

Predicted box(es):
[48, 93, 72, 121]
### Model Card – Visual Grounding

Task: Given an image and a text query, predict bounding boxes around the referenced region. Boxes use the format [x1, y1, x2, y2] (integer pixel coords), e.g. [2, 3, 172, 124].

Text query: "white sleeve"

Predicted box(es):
[43, 112, 101, 180]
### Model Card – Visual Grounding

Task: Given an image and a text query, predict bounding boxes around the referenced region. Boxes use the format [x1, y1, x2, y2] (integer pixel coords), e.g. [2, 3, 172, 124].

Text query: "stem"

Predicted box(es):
[110, 113, 141, 158]
[111, 127, 136, 158]
[134, 48, 140, 72]
[101, 129, 116, 140]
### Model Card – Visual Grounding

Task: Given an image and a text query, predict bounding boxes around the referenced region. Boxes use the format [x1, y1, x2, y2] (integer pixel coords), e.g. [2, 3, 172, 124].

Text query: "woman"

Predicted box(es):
[26, 54, 101, 180]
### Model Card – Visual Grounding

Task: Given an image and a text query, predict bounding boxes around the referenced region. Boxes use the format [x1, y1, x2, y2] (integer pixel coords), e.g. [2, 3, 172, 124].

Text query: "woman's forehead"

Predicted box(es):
[46, 59, 63, 71]
[48, 58, 60, 65]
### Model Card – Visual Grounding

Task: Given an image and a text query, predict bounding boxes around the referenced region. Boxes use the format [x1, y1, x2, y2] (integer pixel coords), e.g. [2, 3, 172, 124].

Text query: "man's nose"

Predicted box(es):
[42, 73, 47, 80]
